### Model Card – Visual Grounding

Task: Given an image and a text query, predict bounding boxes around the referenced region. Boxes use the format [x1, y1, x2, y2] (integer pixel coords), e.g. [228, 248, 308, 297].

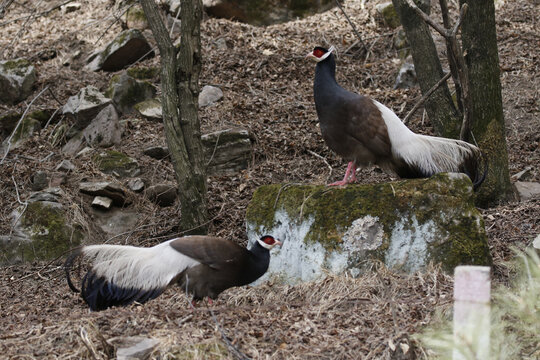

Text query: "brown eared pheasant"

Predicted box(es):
[306, 46, 486, 188]
[65, 235, 281, 311]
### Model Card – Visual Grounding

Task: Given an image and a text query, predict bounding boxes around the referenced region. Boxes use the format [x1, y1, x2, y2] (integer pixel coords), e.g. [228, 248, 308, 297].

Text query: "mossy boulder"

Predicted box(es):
[375, 2, 401, 29]
[246, 173, 491, 284]
[125, 5, 148, 30]
[106, 71, 156, 114]
[0, 58, 37, 104]
[86, 29, 154, 72]
[0, 110, 53, 142]
[204, 0, 335, 26]
[93, 150, 140, 178]
[62, 86, 113, 130]
[1, 198, 83, 264]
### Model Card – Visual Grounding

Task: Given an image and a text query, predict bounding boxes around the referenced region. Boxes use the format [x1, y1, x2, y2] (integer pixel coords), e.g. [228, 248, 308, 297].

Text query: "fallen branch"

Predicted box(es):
[335, 0, 367, 53]
[209, 309, 251, 360]
[403, 71, 452, 124]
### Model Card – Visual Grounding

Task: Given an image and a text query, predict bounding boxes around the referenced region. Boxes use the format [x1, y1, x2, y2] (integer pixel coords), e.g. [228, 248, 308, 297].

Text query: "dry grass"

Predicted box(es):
[0, 0, 538, 358]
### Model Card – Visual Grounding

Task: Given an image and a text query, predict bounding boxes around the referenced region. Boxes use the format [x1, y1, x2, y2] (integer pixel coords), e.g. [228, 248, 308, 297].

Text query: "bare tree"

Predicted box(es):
[140, 0, 208, 234]
[392, 0, 515, 206]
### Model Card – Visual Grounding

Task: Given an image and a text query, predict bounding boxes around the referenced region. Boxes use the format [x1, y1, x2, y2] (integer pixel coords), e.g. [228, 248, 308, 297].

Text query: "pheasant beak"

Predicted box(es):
[275, 239, 283, 247]
[305, 52, 316, 60]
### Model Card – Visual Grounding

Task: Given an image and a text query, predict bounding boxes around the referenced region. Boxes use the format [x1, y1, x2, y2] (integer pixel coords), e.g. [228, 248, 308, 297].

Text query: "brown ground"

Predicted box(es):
[0, 0, 538, 359]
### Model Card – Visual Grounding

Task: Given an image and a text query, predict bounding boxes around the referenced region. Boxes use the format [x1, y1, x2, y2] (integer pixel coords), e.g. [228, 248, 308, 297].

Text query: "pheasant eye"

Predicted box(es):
[261, 235, 275, 245]
[313, 48, 326, 58]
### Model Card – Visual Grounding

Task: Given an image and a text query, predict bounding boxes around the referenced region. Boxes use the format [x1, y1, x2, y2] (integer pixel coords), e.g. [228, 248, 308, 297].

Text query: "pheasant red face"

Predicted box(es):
[306, 46, 335, 62]
[258, 235, 282, 249]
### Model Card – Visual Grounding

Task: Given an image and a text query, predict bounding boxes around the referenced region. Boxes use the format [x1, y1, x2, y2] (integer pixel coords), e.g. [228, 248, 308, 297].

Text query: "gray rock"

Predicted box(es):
[28, 187, 64, 203]
[62, 86, 113, 130]
[533, 234, 540, 250]
[0, 58, 37, 104]
[86, 29, 154, 72]
[31, 171, 49, 191]
[56, 159, 76, 172]
[92, 150, 141, 179]
[79, 181, 129, 206]
[145, 184, 177, 207]
[82, 104, 123, 147]
[246, 173, 491, 284]
[106, 71, 156, 114]
[92, 208, 140, 237]
[202, 128, 253, 176]
[168, 0, 181, 15]
[61, 2, 81, 13]
[62, 132, 85, 155]
[125, 5, 148, 30]
[375, 2, 400, 29]
[143, 145, 169, 160]
[394, 62, 417, 89]
[135, 98, 162, 120]
[1, 199, 83, 264]
[107, 336, 160, 360]
[515, 181, 540, 201]
[126, 178, 145, 192]
[92, 196, 113, 209]
[199, 85, 223, 107]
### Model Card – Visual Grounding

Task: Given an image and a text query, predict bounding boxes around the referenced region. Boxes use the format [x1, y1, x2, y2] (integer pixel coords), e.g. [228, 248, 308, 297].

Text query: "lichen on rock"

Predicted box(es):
[246, 173, 491, 283]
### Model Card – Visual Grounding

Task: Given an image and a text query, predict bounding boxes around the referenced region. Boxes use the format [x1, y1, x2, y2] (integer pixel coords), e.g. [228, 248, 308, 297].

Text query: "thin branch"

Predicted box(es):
[0, 0, 15, 19]
[335, 0, 367, 52]
[1, 85, 50, 165]
[403, 71, 452, 124]
[404, 0, 448, 37]
[209, 309, 251, 360]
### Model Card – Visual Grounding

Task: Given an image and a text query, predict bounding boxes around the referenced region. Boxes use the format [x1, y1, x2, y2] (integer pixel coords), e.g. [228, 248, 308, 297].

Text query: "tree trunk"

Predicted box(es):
[392, 0, 462, 138]
[459, 0, 515, 206]
[140, 0, 208, 234]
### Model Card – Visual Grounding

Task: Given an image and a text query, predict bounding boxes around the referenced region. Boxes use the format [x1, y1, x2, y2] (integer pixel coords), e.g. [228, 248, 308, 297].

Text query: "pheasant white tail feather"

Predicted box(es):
[374, 101, 487, 190]
[64, 240, 199, 311]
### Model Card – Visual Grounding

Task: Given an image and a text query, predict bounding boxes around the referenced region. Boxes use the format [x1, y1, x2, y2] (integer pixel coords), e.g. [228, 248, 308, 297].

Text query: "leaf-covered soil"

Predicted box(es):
[0, 0, 538, 359]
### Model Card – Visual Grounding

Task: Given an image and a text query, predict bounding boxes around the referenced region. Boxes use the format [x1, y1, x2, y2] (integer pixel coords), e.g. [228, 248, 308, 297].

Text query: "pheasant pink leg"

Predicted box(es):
[329, 162, 357, 186]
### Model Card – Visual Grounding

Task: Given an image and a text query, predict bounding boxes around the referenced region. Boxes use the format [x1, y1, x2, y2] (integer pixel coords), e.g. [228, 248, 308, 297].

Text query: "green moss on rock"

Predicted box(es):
[93, 150, 140, 178]
[17, 202, 83, 261]
[247, 173, 491, 276]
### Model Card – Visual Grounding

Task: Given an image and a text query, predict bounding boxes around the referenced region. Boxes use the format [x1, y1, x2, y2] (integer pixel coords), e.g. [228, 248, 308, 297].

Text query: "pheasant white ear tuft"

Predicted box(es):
[317, 46, 335, 62]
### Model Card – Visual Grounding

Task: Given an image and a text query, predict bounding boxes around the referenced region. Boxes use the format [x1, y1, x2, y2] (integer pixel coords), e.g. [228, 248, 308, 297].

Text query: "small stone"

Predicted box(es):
[0, 58, 37, 104]
[107, 336, 160, 360]
[79, 181, 129, 206]
[126, 178, 145, 192]
[199, 85, 223, 107]
[515, 181, 540, 201]
[394, 62, 417, 90]
[106, 71, 156, 114]
[143, 145, 169, 160]
[375, 2, 401, 29]
[533, 234, 540, 250]
[56, 159, 76, 172]
[61, 2, 81, 13]
[135, 98, 162, 120]
[145, 184, 177, 207]
[31, 171, 49, 191]
[92, 196, 113, 209]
